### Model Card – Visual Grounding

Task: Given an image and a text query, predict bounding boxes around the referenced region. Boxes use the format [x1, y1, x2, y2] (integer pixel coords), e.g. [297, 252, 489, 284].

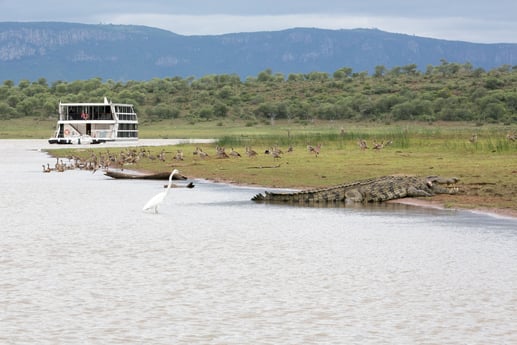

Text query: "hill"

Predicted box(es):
[1, 22, 517, 82]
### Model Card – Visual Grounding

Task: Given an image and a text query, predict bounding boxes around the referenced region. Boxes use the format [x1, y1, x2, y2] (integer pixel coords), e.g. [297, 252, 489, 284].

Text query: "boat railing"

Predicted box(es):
[67, 124, 81, 136]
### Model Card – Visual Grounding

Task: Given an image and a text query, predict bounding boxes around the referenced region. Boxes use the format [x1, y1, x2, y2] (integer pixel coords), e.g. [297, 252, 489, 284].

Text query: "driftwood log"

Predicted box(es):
[104, 170, 187, 180]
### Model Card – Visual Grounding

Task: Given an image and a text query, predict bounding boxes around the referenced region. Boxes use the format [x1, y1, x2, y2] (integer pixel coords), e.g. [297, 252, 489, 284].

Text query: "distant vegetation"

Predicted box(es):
[1, 60, 517, 125]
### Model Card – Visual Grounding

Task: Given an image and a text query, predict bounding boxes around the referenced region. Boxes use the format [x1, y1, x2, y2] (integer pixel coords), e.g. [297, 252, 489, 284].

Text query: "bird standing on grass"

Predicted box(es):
[142, 169, 179, 213]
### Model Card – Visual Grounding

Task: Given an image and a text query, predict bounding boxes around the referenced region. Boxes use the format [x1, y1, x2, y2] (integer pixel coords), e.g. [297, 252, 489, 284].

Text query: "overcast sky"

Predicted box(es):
[2, 0, 516, 43]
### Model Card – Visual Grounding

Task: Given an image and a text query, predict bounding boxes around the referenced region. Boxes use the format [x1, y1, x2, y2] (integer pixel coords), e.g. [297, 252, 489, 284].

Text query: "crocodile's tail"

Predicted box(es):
[252, 191, 297, 203]
[251, 193, 265, 201]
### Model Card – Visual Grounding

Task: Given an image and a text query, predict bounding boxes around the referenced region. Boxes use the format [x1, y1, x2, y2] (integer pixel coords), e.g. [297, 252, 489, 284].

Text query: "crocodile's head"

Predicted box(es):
[426, 176, 460, 194]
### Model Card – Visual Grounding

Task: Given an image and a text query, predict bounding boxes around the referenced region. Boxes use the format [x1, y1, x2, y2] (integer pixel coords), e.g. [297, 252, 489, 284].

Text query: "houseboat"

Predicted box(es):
[48, 97, 138, 144]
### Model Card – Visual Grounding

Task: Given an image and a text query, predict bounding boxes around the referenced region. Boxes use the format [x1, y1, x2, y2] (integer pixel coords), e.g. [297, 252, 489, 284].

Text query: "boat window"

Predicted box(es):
[90, 106, 112, 120]
[65, 106, 81, 120]
[114, 105, 138, 121]
[62, 105, 113, 120]
[117, 123, 138, 138]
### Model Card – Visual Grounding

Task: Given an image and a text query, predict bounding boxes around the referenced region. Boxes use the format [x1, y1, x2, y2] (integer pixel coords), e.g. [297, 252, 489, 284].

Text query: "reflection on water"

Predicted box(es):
[1, 140, 516, 345]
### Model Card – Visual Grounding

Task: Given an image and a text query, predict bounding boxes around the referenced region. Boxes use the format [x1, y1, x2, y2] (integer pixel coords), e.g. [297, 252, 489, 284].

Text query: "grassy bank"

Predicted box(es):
[39, 119, 517, 214]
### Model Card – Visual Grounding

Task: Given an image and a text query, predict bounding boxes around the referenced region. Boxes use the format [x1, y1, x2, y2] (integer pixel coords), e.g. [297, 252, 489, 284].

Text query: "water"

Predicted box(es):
[1, 140, 516, 345]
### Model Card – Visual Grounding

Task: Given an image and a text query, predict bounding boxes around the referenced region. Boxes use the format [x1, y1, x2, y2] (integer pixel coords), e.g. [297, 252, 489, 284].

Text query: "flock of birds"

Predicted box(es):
[191, 145, 293, 159]
[42, 147, 177, 174]
[40, 138, 399, 175]
[357, 139, 393, 151]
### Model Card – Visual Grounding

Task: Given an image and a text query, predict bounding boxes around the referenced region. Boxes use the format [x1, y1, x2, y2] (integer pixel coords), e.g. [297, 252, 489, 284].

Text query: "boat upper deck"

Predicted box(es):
[59, 100, 137, 122]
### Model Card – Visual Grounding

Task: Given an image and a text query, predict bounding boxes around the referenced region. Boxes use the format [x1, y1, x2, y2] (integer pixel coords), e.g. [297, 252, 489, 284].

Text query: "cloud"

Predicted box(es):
[97, 13, 517, 43]
[1, 0, 517, 43]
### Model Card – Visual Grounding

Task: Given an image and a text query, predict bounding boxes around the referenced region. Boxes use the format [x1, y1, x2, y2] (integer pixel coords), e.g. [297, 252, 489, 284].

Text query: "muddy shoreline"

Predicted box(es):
[388, 197, 517, 220]
[196, 175, 517, 220]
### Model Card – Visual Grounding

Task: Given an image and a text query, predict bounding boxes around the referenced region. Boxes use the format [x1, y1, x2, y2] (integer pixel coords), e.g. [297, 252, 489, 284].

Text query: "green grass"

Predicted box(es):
[0, 117, 57, 139]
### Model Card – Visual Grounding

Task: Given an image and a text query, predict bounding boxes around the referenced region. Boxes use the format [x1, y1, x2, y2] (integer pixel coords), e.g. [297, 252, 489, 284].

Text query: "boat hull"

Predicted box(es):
[104, 170, 187, 180]
[48, 136, 104, 145]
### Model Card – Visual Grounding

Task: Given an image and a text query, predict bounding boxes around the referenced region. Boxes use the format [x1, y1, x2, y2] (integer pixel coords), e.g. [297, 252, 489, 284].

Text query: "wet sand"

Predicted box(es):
[389, 197, 517, 220]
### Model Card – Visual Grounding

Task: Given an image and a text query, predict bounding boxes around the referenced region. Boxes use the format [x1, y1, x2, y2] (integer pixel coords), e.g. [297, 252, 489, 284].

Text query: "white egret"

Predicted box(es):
[142, 169, 179, 213]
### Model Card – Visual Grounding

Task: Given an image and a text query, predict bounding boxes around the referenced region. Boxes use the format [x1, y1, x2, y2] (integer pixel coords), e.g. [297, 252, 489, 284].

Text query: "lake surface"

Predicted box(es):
[1, 139, 516, 345]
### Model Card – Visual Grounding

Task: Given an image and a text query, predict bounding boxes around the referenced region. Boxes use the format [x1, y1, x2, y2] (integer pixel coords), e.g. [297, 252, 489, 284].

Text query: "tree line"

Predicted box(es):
[1, 60, 516, 125]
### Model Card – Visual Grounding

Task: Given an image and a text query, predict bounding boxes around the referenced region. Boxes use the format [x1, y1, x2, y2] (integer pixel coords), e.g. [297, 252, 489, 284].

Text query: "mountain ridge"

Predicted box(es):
[1, 22, 516, 82]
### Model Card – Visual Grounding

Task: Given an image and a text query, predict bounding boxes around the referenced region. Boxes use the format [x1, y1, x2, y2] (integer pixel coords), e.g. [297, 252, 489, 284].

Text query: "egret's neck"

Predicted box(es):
[165, 173, 175, 193]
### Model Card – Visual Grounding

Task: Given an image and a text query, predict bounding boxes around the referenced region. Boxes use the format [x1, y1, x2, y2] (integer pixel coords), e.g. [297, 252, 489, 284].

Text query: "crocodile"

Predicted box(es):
[251, 175, 459, 204]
